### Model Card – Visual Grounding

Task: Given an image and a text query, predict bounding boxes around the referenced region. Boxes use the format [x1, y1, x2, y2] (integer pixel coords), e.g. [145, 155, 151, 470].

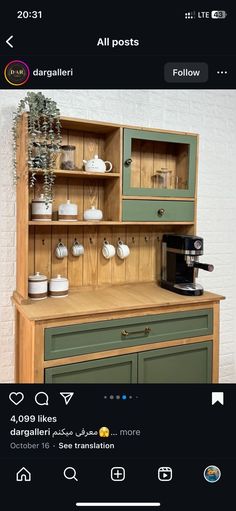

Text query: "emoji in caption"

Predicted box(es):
[99, 426, 110, 438]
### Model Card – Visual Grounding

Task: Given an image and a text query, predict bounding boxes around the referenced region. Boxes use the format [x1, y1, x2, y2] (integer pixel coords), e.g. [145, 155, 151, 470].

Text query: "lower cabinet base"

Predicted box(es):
[45, 341, 212, 384]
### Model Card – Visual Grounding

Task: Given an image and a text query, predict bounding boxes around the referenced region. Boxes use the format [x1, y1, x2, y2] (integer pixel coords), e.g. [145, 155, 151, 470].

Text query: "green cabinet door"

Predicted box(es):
[123, 128, 197, 197]
[138, 342, 212, 383]
[45, 353, 137, 383]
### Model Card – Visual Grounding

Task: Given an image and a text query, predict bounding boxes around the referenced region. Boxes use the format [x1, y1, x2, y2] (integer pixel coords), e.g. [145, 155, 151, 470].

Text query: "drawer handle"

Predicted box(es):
[157, 208, 165, 217]
[125, 158, 133, 166]
[121, 327, 151, 337]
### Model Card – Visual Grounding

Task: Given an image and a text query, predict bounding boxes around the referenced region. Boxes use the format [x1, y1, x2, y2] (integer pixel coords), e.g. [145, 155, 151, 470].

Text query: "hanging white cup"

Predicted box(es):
[117, 240, 130, 259]
[102, 241, 116, 259]
[71, 240, 84, 257]
[55, 242, 68, 259]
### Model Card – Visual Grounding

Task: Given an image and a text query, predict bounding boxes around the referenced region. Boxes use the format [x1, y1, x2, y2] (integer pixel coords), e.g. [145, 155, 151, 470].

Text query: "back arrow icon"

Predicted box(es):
[6, 35, 14, 48]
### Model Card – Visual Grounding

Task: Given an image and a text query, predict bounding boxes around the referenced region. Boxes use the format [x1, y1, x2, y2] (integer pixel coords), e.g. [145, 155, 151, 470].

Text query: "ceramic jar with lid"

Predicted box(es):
[49, 275, 69, 298]
[58, 200, 78, 221]
[83, 206, 103, 221]
[28, 272, 48, 300]
[31, 194, 52, 221]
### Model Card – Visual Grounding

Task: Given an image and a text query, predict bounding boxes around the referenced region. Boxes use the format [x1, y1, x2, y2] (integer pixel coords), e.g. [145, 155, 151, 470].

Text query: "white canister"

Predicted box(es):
[28, 272, 48, 300]
[58, 200, 78, 221]
[31, 194, 52, 221]
[83, 206, 103, 221]
[49, 275, 69, 298]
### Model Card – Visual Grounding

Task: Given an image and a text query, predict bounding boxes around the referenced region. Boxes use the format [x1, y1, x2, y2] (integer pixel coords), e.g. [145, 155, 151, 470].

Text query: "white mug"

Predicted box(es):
[55, 242, 68, 259]
[102, 241, 116, 259]
[71, 240, 84, 257]
[117, 240, 130, 259]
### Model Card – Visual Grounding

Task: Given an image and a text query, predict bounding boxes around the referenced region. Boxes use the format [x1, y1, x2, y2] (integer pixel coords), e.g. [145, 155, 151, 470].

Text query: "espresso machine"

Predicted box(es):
[161, 234, 214, 296]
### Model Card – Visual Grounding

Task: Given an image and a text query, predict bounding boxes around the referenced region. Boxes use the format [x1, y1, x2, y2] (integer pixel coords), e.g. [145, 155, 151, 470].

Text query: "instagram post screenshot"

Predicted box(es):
[0, 4, 235, 509]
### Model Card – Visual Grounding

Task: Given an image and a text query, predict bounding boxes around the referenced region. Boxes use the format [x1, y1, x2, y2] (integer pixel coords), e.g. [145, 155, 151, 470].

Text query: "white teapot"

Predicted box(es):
[83, 154, 112, 173]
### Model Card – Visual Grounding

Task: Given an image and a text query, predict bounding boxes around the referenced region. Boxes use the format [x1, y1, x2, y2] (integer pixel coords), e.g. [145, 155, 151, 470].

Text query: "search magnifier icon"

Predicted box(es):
[63, 467, 78, 482]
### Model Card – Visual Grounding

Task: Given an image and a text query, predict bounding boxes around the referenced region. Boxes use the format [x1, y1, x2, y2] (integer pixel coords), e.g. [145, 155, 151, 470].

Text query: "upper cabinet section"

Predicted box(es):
[123, 128, 198, 198]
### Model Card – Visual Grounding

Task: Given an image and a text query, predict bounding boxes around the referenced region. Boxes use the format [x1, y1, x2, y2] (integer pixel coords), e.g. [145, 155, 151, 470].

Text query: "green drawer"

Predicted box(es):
[45, 309, 213, 360]
[122, 200, 194, 222]
[45, 354, 137, 383]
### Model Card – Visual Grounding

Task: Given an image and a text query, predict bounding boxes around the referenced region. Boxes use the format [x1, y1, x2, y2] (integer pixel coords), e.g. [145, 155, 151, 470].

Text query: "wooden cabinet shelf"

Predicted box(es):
[28, 220, 194, 226]
[30, 169, 120, 179]
[122, 196, 194, 202]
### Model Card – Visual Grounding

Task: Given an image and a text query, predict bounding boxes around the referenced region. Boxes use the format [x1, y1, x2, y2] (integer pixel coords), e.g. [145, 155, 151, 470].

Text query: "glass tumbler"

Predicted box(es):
[60, 145, 76, 170]
[155, 168, 173, 189]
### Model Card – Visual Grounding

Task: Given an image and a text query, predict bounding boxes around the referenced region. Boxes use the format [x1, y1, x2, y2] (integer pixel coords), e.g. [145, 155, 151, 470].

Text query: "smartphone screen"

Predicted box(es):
[0, 5, 235, 510]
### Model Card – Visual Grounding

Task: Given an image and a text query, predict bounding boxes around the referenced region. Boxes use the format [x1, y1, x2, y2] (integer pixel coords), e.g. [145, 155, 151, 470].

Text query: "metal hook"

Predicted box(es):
[42, 239, 45, 246]
[145, 236, 149, 242]
[89, 237, 93, 244]
[132, 236, 135, 243]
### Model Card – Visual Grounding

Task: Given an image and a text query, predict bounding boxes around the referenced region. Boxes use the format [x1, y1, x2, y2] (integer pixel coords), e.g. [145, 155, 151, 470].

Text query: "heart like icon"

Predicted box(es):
[9, 392, 24, 406]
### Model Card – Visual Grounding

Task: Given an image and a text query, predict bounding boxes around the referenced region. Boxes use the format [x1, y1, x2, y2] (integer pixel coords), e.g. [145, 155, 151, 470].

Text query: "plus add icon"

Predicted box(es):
[111, 467, 126, 481]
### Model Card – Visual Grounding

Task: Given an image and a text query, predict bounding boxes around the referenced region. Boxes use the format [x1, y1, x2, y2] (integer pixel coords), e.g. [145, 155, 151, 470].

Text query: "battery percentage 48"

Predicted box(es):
[211, 10, 227, 19]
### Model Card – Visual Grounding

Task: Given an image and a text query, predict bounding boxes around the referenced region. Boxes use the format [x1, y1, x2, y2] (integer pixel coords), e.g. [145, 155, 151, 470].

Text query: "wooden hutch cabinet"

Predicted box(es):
[13, 114, 223, 383]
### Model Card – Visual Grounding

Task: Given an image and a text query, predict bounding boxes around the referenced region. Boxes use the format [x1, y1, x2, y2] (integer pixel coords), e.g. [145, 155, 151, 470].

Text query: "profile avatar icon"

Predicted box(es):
[203, 465, 221, 483]
[4, 60, 30, 86]
[99, 426, 110, 438]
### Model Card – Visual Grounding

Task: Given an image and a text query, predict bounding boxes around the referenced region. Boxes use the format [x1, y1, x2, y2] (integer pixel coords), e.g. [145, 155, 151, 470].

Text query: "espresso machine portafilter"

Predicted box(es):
[161, 234, 214, 296]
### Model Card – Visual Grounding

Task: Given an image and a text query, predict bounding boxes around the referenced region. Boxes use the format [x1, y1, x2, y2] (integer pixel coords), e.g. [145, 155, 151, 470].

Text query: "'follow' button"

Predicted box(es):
[164, 62, 208, 83]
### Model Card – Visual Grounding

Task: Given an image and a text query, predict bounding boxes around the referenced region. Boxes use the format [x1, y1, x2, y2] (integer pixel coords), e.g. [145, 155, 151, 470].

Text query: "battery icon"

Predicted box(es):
[211, 10, 227, 18]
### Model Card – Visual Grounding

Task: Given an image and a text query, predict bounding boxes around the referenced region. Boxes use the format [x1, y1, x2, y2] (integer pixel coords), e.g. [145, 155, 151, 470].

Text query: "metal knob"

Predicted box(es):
[157, 208, 165, 216]
[125, 158, 133, 166]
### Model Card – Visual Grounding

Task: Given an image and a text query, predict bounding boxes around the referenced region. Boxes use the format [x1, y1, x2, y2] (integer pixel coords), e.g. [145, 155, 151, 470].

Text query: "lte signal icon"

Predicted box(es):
[185, 11, 196, 19]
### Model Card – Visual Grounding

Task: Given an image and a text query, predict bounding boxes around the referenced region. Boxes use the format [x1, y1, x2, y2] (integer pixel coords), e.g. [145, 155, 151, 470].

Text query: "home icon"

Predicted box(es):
[16, 467, 31, 482]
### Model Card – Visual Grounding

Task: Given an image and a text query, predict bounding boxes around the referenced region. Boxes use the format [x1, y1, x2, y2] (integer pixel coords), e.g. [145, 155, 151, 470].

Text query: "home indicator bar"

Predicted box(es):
[76, 504, 161, 508]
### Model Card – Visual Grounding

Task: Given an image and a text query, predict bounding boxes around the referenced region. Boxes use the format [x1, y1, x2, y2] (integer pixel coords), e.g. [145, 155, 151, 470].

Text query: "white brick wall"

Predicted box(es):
[1, 89, 236, 383]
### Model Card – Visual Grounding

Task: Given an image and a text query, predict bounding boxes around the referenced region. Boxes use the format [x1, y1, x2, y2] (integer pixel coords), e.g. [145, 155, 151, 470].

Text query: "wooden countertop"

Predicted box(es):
[13, 283, 224, 322]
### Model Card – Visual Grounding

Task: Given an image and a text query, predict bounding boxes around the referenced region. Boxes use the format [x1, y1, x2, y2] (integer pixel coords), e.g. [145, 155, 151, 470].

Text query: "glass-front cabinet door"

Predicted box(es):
[123, 128, 197, 197]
